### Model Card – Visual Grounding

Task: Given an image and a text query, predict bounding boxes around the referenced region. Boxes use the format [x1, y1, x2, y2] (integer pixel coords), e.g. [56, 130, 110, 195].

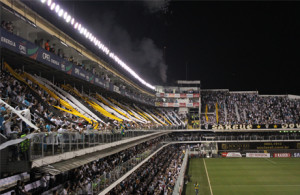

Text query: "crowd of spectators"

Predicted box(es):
[1, 20, 13, 33]
[0, 71, 40, 139]
[0, 68, 176, 143]
[109, 145, 184, 195]
[201, 91, 300, 126]
[168, 132, 300, 142]
[22, 137, 165, 195]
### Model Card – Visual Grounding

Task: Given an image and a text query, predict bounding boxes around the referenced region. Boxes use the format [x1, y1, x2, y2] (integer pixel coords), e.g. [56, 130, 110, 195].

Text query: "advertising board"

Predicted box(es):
[273, 153, 291, 158]
[246, 153, 270, 158]
[224, 152, 242, 158]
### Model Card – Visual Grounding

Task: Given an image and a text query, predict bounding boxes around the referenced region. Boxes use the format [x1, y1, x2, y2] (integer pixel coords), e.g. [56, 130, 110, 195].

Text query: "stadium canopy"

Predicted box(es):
[39, 0, 155, 90]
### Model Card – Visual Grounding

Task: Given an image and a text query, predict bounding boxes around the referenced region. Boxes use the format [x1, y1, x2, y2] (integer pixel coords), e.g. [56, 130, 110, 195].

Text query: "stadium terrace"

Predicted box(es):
[0, 0, 300, 195]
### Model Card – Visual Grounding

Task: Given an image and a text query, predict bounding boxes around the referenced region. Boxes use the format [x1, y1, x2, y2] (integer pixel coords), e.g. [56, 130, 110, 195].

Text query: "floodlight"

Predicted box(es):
[55, 4, 60, 13]
[50, 3, 56, 10]
[39, 0, 156, 90]
[74, 22, 78, 29]
[60, 41, 68, 47]
[66, 15, 71, 23]
[64, 12, 68, 20]
[58, 9, 64, 17]
[80, 27, 84, 34]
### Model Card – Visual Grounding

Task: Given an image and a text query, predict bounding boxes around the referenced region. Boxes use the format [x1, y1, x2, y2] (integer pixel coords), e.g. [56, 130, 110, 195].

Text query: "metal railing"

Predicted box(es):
[173, 150, 189, 195]
[167, 134, 300, 142]
[30, 130, 157, 160]
[92, 143, 163, 194]
[41, 143, 164, 195]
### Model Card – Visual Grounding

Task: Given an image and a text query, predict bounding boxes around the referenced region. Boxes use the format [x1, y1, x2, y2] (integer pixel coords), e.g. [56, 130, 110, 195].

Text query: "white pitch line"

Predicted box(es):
[264, 158, 277, 165]
[213, 184, 300, 187]
[203, 158, 213, 195]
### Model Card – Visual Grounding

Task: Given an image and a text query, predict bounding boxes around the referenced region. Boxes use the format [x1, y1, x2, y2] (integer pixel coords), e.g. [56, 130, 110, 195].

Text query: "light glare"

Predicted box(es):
[63, 12, 68, 19]
[58, 9, 64, 17]
[74, 22, 79, 29]
[66, 15, 71, 23]
[50, 3, 56, 10]
[55, 4, 60, 13]
[39, 0, 155, 90]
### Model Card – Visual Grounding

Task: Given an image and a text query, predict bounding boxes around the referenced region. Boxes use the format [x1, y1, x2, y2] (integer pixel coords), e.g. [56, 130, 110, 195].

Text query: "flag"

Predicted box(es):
[120, 124, 125, 135]
[205, 104, 208, 122]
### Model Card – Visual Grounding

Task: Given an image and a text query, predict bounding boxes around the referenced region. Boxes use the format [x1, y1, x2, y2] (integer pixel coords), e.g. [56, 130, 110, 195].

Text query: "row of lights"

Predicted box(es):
[280, 131, 300, 133]
[40, 0, 155, 90]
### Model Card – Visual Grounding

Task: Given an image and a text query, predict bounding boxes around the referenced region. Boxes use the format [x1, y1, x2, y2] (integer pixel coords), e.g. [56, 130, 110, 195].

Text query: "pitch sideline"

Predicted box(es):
[203, 158, 213, 195]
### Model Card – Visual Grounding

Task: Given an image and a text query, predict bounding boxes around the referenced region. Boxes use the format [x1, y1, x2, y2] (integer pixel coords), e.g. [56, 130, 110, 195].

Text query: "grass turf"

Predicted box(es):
[184, 158, 300, 195]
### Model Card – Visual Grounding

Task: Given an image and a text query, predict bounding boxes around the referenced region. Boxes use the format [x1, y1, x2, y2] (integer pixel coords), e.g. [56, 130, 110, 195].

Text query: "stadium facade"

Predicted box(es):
[0, 0, 300, 194]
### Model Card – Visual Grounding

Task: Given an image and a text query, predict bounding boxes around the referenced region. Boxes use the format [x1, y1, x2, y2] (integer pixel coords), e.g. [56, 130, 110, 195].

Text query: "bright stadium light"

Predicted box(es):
[55, 4, 60, 13]
[58, 9, 64, 17]
[74, 22, 78, 29]
[80, 27, 84, 34]
[85, 31, 89, 38]
[66, 15, 71, 23]
[63, 12, 68, 20]
[50, 3, 56, 10]
[39, 0, 155, 90]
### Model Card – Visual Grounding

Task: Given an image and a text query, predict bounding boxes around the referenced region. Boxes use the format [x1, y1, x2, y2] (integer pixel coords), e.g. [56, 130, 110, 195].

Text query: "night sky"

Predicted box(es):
[24, 0, 300, 95]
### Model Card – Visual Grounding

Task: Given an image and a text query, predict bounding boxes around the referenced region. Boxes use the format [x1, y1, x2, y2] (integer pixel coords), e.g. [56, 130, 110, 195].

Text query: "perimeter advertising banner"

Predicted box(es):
[201, 123, 300, 130]
[246, 153, 270, 158]
[0, 28, 153, 106]
[155, 102, 200, 108]
[223, 152, 242, 158]
[219, 142, 300, 150]
[156, 93, 200, 98]
[273, 153, 291, 158]
[293, 153, 300, 157]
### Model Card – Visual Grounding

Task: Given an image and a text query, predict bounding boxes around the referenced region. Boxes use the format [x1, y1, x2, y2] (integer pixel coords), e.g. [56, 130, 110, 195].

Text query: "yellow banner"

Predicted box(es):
[205, 104, 208, 122]
[95, 94, 129, 119]
[87, 101, 123, 122]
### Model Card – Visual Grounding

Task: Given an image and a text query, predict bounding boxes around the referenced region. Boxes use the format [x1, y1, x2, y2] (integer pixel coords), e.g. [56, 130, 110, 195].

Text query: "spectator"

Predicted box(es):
[45, 40, 50, 51]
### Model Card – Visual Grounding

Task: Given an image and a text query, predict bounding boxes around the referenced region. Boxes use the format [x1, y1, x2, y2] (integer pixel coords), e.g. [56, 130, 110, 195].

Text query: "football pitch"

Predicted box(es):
[184, 158, 300, 195]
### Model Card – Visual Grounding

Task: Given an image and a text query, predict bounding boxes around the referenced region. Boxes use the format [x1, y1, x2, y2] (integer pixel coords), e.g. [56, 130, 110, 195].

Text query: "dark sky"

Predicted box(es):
[24, 0, 300, 95]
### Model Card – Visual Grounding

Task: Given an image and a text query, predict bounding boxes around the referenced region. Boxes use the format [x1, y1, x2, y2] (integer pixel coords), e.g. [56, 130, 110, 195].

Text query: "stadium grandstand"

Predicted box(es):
[0, 0, 300, 195]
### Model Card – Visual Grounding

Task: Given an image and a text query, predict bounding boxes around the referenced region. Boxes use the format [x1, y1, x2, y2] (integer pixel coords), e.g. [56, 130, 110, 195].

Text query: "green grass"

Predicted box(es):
[184, 158, 300, 195]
